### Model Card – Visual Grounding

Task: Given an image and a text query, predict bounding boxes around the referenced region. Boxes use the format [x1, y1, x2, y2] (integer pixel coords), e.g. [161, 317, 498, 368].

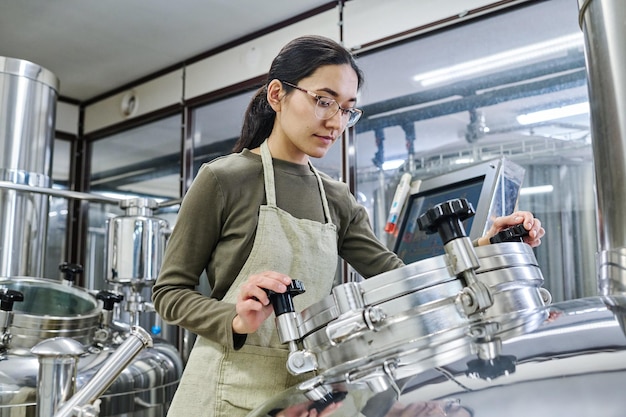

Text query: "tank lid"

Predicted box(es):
[0, 56, 60, 92]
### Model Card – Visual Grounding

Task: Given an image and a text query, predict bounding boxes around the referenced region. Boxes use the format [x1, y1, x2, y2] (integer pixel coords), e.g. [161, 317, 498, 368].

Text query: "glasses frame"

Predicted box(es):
[281, 81, 363, 127]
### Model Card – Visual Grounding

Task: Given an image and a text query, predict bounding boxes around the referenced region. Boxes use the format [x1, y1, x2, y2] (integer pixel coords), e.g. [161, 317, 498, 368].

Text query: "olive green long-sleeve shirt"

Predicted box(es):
[152, 149, 404, 348]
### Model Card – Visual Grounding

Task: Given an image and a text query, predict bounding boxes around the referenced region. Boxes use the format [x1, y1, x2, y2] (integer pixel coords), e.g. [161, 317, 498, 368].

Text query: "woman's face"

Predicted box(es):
[267, 63, 359, 164]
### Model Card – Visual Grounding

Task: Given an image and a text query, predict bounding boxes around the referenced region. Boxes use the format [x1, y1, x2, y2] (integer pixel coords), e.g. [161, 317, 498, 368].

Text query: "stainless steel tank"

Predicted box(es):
[0, 57, 58, 278]
[105, 197, 169, 287]
[104, 197, 177, 346]
[578, 0, 626, 294]
[246, 230, 552, 417]
[246, 296, 626, 417]
[0, 276, 183, 416]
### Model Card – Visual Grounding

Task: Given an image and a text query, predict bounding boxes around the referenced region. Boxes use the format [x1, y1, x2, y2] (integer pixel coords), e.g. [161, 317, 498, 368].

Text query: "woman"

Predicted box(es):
[152, 35, 544, 417]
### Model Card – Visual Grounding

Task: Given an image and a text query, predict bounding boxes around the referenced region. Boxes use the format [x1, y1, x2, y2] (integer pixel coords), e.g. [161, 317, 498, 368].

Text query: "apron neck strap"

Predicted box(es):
[260, 140, 333, 222]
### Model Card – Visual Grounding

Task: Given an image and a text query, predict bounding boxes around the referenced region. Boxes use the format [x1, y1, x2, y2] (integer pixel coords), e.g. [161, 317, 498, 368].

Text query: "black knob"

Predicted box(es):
[309, 391, 348, 413]
[96, 290, 124, 311]
[465, 355, 517, 381]
[489, 223, 529, 244]
[1, 289, 24, 312]
[265, 280, 306, 316]
[59, 262, 84, 283]
[417, 198, 475, 245]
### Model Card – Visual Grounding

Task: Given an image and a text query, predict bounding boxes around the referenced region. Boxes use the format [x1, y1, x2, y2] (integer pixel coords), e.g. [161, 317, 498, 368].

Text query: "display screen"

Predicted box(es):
[394, 177, 485, 264]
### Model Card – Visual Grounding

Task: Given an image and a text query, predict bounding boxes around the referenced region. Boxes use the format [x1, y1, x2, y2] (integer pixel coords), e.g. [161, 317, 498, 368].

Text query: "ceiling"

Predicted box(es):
[0, 0, 335, 102]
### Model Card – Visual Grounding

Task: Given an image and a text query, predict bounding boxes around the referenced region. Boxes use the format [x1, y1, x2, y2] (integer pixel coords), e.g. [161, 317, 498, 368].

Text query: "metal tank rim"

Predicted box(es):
[0, 56, 60, 92]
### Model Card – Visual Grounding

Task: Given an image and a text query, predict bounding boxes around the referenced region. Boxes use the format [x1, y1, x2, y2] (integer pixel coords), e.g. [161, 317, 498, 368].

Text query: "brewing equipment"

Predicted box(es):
[0, 57, 58, 278]
[105, 197, 170, 330]
[0, 56, 183, 416]
[579, 0, 626, 294]
[31, 326, 153, 417]
[247, 295, 626, 417]
[0, 276, 184, 417]
[248, 199, 552, 416]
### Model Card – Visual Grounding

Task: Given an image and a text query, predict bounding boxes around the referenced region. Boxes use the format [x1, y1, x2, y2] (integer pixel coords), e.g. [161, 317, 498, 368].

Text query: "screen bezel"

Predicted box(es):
[391, 159, 511, 260]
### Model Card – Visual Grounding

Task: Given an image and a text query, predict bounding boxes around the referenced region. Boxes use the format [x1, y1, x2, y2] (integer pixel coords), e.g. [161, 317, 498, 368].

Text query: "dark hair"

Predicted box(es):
[233, 35, 364, 152]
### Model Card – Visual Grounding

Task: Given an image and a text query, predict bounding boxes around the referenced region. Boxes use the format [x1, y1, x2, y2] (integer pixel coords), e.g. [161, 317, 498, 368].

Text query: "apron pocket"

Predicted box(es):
[219, 344, 305, 414]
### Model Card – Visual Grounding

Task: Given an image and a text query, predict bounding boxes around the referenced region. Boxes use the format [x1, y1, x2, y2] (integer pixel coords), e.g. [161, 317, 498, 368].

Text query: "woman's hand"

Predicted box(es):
[232, 271, 292, 334]
[478, 211, 545, 248]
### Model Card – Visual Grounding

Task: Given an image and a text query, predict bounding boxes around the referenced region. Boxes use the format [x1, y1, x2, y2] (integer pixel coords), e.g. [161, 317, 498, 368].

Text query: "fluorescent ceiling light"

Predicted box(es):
[516, 102, 589, 125]
[520, 185, 554, 196]
[413, 33, 584, 87]
[382, 159, 406, 170]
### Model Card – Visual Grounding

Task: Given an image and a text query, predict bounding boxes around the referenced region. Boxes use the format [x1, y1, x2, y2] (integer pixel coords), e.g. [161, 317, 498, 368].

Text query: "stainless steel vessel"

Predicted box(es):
[1, 276, 101, 349]
[0, 57, 58, 278]
[289, 242, 548, 382]
[578, 0, 626, 294]
[247, 201, 552, 416]
[0, 276, 183, 417]
[247, 296, 626, 417]
[105, 198, 170, 287]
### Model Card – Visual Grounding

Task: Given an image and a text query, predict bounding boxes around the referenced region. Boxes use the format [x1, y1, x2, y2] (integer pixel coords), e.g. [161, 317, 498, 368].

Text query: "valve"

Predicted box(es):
[0, 289, 24, 350]
[416, 198, 475, 244]
[466, 355, 517, 381]
[417, 198, 493, 315]
[96, 291, 124, 311]
[265, 280, 317, 375]
[58, 262, 84, 285]
[265, 280, 306, 317]
[1, 289, 24, 312]
[94, 291, 125, 344]
[489, 223, 529, 244]
[309, 391, 348, 413]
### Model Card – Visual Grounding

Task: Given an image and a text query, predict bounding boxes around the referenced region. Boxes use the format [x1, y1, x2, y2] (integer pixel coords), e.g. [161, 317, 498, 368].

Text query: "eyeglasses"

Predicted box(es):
[281, 81, 363, 128]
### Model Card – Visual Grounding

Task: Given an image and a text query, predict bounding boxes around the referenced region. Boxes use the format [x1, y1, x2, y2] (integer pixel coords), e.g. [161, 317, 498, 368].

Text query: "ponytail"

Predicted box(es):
[233, 86, 275, 152]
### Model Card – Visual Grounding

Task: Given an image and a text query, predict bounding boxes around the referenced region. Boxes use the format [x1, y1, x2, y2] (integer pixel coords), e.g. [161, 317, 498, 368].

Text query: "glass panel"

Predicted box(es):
[192, 91, 251, 173]
[52, 139, 71, 185]
[44, 138, 72, 279]
[91, 115, 181, 199]
[353, 0, 593, 301]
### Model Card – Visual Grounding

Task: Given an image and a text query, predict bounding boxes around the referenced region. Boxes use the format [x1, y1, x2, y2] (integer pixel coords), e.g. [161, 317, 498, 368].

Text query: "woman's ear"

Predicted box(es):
[266, 79, 284, 111]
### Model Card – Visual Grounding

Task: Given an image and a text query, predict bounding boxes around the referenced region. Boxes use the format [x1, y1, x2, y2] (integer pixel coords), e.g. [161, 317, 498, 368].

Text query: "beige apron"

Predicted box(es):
[167, 141, 339, 417]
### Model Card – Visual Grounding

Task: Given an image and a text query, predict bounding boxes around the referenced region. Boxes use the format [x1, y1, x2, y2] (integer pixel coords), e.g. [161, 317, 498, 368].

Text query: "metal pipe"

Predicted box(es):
[31, 337, 85, 417]
[0, 180, 183, 208]
[578, 0, 626, 294]
[0, 180, 119, 203]
[52, 326, 153, 417]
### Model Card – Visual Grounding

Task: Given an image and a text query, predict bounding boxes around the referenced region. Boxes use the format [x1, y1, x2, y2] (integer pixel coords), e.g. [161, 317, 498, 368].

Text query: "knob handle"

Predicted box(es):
[96, 290, 124, 311]
[417, 198, 475, 244]
[489, 223, 529, 244]
[466, 355, 517, 381]
[1, 289, 24, 311]
[58, 262, 84, 283]
[265, 280, 306, 316]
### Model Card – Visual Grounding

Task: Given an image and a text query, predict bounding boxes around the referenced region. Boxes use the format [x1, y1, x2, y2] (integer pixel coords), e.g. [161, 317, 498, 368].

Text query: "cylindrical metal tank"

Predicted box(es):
[0, 276, 183, 417]
[0, 57, 59, 278]
[105, 198, 169, 287]
[578, 0, 626, 293]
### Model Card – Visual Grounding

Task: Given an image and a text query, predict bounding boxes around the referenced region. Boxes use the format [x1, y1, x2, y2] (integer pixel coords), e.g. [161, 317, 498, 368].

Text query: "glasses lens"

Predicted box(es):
[315, 97, 339, 120]
[346, 110, 362, 127]
[314, 96, 362, 127]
